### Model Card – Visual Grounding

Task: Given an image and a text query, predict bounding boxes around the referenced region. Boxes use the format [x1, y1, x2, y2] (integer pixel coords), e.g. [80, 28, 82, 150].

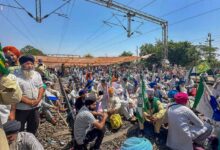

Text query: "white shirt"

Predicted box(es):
[15, 70, 43, 110]
[0, 105, 11, 124]
[167, 104, 208, 150]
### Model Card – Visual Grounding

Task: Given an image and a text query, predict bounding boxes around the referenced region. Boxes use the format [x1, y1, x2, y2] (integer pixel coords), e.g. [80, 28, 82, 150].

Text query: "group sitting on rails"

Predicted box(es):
[1, 45, 220, 150]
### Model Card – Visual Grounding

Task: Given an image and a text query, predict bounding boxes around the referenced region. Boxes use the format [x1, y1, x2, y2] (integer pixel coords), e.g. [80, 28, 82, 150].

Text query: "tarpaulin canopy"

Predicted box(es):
[35, 54, 152, 67]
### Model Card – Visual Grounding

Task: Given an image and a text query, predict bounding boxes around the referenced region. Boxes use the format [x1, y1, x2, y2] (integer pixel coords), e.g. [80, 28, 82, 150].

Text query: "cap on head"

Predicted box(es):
[3, 120, 21, 135]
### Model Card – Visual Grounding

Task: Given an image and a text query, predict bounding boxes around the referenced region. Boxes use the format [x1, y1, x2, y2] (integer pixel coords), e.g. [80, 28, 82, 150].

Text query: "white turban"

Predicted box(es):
[146, 88, 154, 96]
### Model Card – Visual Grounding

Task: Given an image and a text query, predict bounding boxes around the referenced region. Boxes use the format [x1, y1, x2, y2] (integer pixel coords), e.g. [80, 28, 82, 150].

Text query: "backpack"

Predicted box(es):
[110, 114, 123, 130]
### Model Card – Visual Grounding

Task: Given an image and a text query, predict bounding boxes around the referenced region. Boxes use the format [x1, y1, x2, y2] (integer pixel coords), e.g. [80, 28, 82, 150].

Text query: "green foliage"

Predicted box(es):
[119, 51, 133, 56]
[139, 40, 164, 68]
[197, 45, 218, 66]
[21, 45, 45, 56]
[168, 41, 199, 67]
[139, 40, 210, 68]
[83, 53, 94, 58]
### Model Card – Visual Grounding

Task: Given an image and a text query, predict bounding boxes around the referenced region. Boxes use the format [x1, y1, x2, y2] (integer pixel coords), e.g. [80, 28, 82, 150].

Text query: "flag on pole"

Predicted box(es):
[45, 90, 59, 101]
[196, 62, 210, 73]
[136, 74, 148, 123]
[184, 67, 193, 82]
[193, 78, 220, 121]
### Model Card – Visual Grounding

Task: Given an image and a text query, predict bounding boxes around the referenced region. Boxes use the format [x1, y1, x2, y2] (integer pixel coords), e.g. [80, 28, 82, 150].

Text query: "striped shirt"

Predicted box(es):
[74, 106, 96, 145]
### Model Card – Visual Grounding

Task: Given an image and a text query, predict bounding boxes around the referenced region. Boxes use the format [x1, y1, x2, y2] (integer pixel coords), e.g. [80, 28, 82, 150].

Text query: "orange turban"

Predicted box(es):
[3, 46, 21, 58]
[112, 76, 118, 82]
[108, 87, 114, 95]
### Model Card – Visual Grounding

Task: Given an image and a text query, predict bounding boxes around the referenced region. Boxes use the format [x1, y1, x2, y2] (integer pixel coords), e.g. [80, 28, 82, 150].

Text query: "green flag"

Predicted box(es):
[136, 74, 148, 123]
[193, 78, 204, 109]
[0, 43, 9, 75]
[196, 62, 210, 73]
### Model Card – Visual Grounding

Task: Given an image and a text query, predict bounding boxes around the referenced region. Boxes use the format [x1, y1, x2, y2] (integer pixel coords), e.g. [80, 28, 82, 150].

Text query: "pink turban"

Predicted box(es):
[174, 92, 189, 105]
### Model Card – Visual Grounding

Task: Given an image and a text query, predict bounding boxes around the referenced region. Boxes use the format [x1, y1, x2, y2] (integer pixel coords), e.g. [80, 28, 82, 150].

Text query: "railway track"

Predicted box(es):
[37, 77, 170, 150]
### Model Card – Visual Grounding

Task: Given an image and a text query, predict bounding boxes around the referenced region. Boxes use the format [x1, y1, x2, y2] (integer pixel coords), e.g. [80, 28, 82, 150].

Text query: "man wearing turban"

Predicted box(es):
[139, 88, 166, 137]
[107, 87, 121, 115]
[3, 120, 44, 150]
[14, 55, 44, 135]
[0, 43, 22, 150]
[3, 46, 21, 74]
[166, 92, 212, 150]
[2, 46, 22, 124]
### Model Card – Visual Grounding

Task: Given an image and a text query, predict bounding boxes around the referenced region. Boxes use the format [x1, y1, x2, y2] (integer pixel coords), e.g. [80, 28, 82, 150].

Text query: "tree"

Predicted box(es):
[139, 41, 164, 68]
[83, 53, 94, 58]
[119, 51, 133, 56]
[139, 40, 201, 68]
[21, 45, 45, 56]
[168, 41, 200, 67]
[198, 45, 218, 65]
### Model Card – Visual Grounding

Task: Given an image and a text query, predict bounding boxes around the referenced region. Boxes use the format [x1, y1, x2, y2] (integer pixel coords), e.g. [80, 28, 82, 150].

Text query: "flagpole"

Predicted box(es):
[203, 81, 220, 109]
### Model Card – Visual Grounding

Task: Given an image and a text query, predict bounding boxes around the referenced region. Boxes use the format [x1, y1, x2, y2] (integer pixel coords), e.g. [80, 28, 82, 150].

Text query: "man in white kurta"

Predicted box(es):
[166, 92, 212, 150]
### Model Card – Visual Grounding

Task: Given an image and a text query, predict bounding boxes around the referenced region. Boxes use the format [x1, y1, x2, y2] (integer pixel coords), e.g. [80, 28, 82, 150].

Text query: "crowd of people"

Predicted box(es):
[0, 44, 220, 150]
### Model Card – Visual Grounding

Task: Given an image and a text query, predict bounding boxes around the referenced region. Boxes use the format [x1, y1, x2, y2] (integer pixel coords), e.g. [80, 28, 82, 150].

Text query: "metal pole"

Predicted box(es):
[127, 12, 132, 37]
[162, 22, 168, 60]
[35, 0, 41, 23]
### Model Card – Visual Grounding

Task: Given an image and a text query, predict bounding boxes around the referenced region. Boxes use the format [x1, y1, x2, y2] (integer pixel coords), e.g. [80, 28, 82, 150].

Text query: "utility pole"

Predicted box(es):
[206, 33, 214, 62]
[206, 33, 214, 48]
[136, 46, 139, 56]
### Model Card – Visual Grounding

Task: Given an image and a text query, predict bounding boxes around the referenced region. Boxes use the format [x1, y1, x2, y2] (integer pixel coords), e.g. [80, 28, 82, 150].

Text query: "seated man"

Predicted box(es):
[176, 80, 187, 93]
[3, 120, 44, 150]
[139, 89, 166, 136]
[154, 84, 168, 103]
[45, 81, 66, 112]
[166, 92, 212, 150]
[75, 90, 86, 113]
[107, 87, 121, 115]
[74, 96, 108, 150]
[117, 89, 136, 122]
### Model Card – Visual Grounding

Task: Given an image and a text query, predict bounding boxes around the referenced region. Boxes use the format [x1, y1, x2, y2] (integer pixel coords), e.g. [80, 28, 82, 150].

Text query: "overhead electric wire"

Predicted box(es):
[161, 0, 205, 17]
[86, 0, 207, 53]
[0, 11, 35, 45]
[74, 0, 152, 53]
[0, 3, 22, 9]
[72, 14, 114, 53]
[169, 7, 220, 26]
[56, 2, 71, 54]
[140, 0, 157, 10]
[41, 0, 72, 20]
[7, 0, 41, 49]
[126, 0, 135, 5]
[56, 0, 76, 54]
[92, 6, 220, 54]
[83, 27, 115, 54]
[13, 0, 34, 18]
[81, 0, 159, 53]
